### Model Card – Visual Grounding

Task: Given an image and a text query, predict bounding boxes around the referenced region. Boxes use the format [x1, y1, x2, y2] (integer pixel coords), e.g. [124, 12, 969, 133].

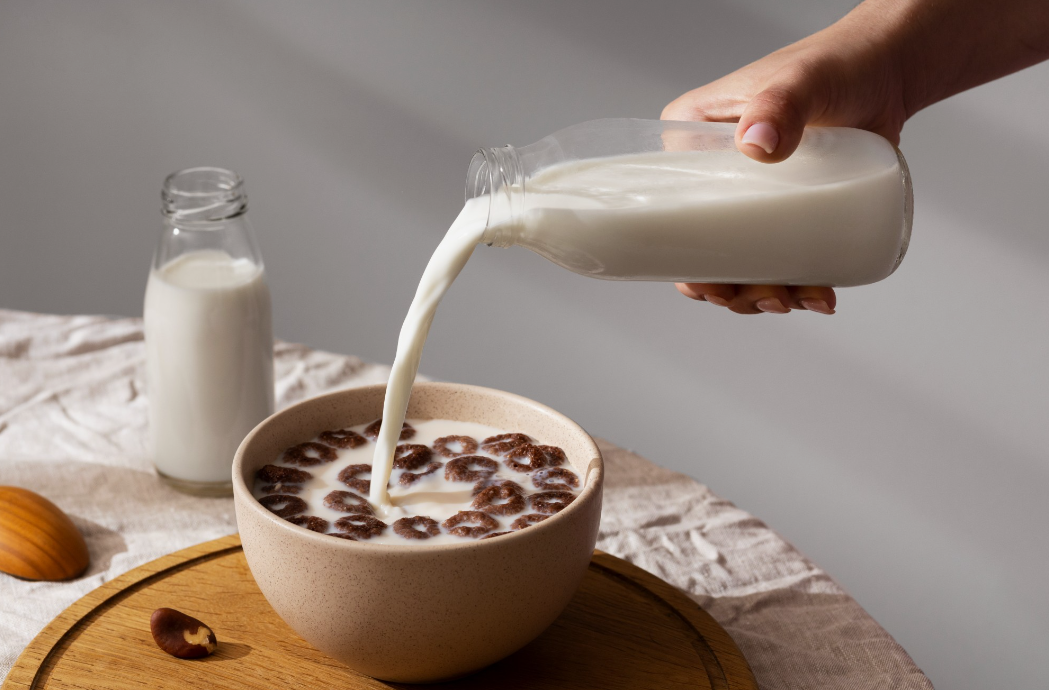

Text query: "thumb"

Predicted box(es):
[735, 70, 825, 163]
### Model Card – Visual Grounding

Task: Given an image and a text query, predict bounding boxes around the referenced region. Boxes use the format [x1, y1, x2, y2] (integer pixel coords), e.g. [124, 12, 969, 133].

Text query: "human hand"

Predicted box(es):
[663, 2, 912, 315]
[666, 0, 1049, 314]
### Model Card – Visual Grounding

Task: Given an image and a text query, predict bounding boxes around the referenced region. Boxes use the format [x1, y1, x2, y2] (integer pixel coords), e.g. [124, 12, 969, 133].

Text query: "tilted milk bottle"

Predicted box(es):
[144, 167, 274, 496]
[467, 119, 913, 286]
[370, 121, 914, 507]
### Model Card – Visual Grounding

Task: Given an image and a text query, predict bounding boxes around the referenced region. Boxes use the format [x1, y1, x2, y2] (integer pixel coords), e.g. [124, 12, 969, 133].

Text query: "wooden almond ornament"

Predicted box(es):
[0, 486, 90, 581]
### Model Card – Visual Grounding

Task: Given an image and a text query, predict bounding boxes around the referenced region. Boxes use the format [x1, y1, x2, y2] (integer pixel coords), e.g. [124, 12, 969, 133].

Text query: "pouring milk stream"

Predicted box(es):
[371, 119, 912, 510]
[369, 198, 490, 510]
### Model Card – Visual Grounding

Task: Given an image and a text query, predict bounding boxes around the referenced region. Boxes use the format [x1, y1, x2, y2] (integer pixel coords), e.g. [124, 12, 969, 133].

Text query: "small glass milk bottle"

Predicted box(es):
[467, 119, 913, 287]
[144, 167, 274, 496]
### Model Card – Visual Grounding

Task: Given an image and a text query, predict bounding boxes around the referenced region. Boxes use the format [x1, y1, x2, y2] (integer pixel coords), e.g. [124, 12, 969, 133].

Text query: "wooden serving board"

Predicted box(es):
[4, 534, 756, 690]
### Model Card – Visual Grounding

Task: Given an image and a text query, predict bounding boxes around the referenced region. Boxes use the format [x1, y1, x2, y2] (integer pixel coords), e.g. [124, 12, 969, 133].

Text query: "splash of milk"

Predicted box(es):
[370, 197, 490, 509]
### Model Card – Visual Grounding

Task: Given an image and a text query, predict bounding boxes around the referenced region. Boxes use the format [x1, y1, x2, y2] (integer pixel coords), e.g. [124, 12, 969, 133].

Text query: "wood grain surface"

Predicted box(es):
[3, 534, 756, 690]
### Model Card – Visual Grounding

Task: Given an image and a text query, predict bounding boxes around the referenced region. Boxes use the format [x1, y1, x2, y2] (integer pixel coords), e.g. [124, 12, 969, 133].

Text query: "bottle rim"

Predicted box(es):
[888, 147, 913, 276]
[466, 147, 522, 246]
[162, 167, 247, 222]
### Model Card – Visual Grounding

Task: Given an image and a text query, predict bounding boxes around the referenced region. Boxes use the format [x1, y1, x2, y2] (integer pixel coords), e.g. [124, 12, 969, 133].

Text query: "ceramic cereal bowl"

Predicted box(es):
[232, 382, 604, 683]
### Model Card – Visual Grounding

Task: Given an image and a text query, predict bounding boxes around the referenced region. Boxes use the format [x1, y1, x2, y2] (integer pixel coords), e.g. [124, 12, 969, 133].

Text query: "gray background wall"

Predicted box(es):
[2, 2, 1046, 687]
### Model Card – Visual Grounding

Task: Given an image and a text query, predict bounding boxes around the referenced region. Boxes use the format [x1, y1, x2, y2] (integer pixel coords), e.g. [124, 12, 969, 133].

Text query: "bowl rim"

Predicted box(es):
[232, 381, 604, 555]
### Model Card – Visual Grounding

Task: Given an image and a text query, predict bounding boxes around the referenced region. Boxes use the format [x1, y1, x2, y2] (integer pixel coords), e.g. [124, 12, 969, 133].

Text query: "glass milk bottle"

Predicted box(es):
[144, 167, 274, 496]
[467, 119, 913, 287]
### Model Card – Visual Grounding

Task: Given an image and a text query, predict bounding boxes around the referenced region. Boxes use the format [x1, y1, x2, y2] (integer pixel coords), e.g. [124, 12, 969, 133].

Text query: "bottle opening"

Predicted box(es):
[163, 167, 247, 222]
[465, 147, 522, 246]
[888, 147, 914, 276]
[465, 151, 492, 201]
[466, 150, 495, 241]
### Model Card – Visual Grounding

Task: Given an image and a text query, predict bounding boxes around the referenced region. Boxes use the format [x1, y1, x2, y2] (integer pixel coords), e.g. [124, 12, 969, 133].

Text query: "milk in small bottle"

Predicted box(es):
[144, 167, 274, 496]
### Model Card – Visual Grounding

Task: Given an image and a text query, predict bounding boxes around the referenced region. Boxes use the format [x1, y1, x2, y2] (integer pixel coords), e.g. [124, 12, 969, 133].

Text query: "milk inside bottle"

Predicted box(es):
[144, 167, 274, 496]
[471, 119, 912, 286]
[369, 120, 913, 508]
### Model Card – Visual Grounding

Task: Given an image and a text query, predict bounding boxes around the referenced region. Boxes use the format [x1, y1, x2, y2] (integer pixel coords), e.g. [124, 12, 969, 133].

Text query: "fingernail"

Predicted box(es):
[755, 297, 789, 313]
[799, 298, 835, 315]
[741, 123, 779, 154]
[704, 294, 730, 307]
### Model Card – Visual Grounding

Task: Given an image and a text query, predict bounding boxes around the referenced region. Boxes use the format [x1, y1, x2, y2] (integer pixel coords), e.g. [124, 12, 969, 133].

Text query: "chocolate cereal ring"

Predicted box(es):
[399, 462, 442, 486]
[259, 494, 307, 518]
[334, 515, 387, 540]
[444, 455, 498, 483]
[393, 444, 433, 470]
[287, 515, 329, 533]
[392, 516, 440, 540]
[442, 510, 498, 538]
[256, 464, 313, 484]
[530, 491, 575, 515]
[433, 435, 478, 458]
[532, 467, 579, 492]
[504, 444, 567, 472]
[470, 476, 519, 496]
[510, 513, 549, 530]
[364, 419, 416, 441]
[261, 483, 302, 495]
[472, 481, 526, 516]
[329, 532, 358, 541]
[319, 428, 367, 449]
[323, 490, 374, 515]
[283, 442, 338, 467]
[480, 531, 512, 540]
[480, 433, 532, 456]
[337, 464, 373, 494]
[536, 445, 566, 466]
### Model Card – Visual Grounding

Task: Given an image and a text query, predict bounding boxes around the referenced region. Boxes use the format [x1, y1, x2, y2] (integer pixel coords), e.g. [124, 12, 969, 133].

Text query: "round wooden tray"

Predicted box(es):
[4, 534, 756, 690]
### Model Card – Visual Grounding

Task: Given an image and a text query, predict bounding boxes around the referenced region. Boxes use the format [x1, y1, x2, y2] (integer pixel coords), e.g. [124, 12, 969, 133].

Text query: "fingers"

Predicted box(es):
[663, 62, 824, 163]
[731, 285, 792, 314]
[661, 93, 702, 122]
[676, 283, 788, 314]
[735, 64, 829, 163]
[677, 283, 836, 314]
[676, 283, 736, 307]
[787, 285, 836, 314]
[661, 82, 749, 123]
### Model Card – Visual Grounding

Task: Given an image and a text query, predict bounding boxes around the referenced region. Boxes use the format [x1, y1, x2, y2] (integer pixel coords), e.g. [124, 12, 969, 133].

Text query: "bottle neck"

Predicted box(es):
[154, 167, 263, 271]
[162, 166, 247, 222]
[465, 146, 523, 247]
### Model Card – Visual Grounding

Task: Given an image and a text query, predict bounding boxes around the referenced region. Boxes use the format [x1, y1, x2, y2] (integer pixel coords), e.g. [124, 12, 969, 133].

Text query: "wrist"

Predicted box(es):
[842, 0, 1049, 116]
[829, 0, 934, 119]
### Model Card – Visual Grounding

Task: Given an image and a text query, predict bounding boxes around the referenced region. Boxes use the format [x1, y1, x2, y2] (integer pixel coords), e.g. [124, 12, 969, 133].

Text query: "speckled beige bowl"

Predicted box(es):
[232, 382, 603, 683]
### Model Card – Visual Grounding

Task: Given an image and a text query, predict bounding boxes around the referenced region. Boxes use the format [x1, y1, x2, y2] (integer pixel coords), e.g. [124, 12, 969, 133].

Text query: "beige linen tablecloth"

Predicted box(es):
[0, 309, 932, 689]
